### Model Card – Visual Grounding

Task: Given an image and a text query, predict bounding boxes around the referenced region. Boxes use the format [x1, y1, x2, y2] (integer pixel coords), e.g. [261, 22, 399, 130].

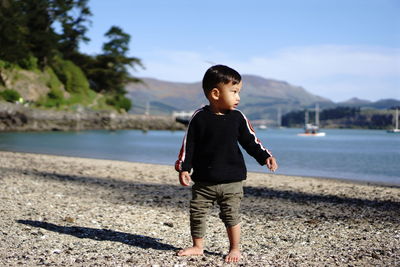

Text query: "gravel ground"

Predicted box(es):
[0, 151, 399, 266]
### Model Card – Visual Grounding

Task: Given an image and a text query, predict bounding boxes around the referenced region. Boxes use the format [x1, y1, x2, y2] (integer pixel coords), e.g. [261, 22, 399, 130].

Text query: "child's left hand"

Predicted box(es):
[266, 157, 278, 172]
[179, 171, 192, 186]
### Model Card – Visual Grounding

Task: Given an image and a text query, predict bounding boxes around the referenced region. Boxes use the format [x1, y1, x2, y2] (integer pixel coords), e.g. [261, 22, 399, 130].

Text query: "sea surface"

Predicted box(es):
[0, 128, 399, 185]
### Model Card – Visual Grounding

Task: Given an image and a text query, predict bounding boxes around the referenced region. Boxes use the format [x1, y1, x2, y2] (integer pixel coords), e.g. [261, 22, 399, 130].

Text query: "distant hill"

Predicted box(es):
[125, 75, 332, 122]
[125, 75, 400, 123]
[125, 78, 205, 115]
[337, 98, 400, 109]
[365, 99, 400, 109]
[337, 97, 372, 107]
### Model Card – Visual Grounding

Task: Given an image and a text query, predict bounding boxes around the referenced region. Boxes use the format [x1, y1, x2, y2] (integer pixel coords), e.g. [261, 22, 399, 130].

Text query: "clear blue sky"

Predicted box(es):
[80, 0, 400, 102]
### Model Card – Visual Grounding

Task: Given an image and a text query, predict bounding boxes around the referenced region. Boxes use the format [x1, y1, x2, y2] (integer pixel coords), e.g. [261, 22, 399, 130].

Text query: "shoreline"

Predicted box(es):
[1, 102, 396, 132]
[0, 102, 185, 132]
[1, 151, 399, 266]
[1, 149, 399, 188]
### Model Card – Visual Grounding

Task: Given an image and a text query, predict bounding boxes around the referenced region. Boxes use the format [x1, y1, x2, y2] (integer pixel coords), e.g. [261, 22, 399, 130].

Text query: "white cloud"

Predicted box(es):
[134, 45, 400, 102]
[135, 50, 211, 82]
[246, 45, 398, 78]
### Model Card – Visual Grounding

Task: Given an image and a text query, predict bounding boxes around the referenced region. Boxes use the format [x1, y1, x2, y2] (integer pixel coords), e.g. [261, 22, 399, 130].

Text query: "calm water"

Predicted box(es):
[0, 128, 399, 185]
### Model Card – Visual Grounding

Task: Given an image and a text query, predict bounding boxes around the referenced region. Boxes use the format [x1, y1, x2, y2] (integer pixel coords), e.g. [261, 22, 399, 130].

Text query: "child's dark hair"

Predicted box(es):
[202, 65, 242, 95]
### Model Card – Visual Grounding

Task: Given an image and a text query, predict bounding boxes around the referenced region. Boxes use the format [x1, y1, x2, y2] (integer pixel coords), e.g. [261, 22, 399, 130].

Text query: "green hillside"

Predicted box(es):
[0, 1, 142, 112]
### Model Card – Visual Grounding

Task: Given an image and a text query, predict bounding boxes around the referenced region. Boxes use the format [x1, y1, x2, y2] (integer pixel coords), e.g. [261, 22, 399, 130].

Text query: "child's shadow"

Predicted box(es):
[17, 220, 178, 251]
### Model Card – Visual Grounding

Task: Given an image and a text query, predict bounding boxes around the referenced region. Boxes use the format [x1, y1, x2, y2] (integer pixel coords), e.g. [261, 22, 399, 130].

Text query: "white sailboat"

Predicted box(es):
[387, 108, 400, 133]
[298, 103, 326, 137]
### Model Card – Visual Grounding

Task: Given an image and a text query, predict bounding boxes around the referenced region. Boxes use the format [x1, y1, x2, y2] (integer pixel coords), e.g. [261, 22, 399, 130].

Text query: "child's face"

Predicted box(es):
[215, 81, 242, 111]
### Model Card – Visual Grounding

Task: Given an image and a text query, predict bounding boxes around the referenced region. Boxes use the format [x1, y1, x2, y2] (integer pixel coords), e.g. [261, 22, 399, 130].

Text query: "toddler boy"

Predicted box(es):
[175, 65, 278, 263]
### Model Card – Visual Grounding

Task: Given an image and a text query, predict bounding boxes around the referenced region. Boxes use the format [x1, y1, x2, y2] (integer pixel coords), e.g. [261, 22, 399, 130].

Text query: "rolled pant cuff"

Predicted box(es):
[224, 221, 241, 228]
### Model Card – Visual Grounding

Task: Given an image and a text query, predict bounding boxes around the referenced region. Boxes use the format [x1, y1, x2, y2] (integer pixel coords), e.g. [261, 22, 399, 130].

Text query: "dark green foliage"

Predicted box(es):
[18, 54, 39, 70]
[45, 67, 63, 91]
[52, 57, 90, 94]
[371, 114, 393, 128]
[0, 1, 30, 64]
[282, 106, 361, 126]
[79, 26, 143, 112]
[102, 26, 130, 57]
[56, 0, 92, 60]
[282, 110, 305, 126]
[0, 60, 13, 69]
[37, 88, 65, 108]
[0, 0, 58, 68]
[320, 107, 360, 120]
[24, 0, 58, 68]
[48, 88, 64, 100]
[85, 26, 143, 94]
[0, 0, 90, 68]
[0, 89, 21, 102]
[33, 67, 64, 108]
[106, 94, 132, 112]
[282, 106, 394, 129]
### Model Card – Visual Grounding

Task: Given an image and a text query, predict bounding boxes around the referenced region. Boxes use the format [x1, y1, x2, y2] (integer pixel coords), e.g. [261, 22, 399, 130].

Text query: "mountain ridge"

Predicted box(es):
[125, 75, 399, 122]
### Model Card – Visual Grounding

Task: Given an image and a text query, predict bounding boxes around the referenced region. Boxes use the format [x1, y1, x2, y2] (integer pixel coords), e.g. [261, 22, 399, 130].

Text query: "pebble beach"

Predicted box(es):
[0, 151, 399, 266]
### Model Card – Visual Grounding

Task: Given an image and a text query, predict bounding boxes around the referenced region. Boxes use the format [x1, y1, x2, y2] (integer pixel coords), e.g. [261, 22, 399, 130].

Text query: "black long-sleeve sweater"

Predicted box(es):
[175, 106, 272, 183]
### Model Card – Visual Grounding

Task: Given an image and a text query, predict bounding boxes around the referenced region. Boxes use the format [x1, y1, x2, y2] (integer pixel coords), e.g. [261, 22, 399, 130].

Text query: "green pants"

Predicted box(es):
[190, 181, 244, 238]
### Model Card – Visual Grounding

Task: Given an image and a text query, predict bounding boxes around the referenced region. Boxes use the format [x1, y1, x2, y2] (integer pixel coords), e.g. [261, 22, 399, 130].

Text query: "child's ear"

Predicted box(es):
[210, 88, 220, 100]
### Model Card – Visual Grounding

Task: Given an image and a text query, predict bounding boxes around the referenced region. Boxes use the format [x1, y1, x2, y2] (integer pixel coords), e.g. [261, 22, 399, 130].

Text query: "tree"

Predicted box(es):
[0, 2, 140, 112]
[0, 1, 32, 64]
[87, 26, 143, 94]
[0, 0, 92, 68]
[24, 0, 59, 68]
[54, 0, 92, 60]
[103, 26, 130, 57]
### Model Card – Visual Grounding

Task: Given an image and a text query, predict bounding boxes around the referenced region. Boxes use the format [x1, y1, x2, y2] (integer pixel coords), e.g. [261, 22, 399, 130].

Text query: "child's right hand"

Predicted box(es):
[179, 171, 191, 186]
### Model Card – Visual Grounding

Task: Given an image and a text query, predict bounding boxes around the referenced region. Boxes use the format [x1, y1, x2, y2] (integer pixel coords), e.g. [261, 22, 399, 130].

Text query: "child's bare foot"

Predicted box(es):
[225, 248, 241, 263]
[177, 246, 204, 256]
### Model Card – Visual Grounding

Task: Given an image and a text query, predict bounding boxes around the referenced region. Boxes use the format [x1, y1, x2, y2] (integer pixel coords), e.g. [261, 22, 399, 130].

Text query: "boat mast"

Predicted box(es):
[145, 101, 150, 116]
[305, 109, 309, 125]
[315, 103, 320, 127]
[277, 107, 282, 128]
[396, 108, 399, 130]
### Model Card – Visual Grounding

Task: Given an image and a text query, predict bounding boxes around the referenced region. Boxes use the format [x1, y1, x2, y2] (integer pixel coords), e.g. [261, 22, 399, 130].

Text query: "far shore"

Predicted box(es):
[1, 102, 395, 132]
[0, 102, 185, 132]
[1, 151, 399, 266]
